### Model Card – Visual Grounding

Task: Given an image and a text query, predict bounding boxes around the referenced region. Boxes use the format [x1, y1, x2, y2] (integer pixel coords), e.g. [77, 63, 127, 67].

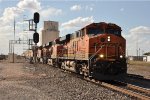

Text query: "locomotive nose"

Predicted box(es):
[95, 34, 125, 59]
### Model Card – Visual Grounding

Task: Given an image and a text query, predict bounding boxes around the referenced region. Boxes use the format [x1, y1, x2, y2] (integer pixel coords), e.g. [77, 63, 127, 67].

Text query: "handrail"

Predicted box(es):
[88, 45, 104, 68]
[89, 45, 104, 60]
[88, 45, 104, 76]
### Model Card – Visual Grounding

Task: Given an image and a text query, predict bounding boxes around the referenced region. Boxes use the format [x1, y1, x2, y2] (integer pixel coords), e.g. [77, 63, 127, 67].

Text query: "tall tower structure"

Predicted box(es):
[42, 21, 59, 45]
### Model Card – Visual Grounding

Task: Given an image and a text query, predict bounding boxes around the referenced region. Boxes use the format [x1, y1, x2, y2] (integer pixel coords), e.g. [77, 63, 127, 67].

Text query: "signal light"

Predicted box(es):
[33, 32, 39, 43]
[33, 12, 40, 23]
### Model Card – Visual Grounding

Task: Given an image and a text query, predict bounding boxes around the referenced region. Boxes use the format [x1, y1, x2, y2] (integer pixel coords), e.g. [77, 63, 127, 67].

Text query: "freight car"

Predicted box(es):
[34, 22, 127, 80]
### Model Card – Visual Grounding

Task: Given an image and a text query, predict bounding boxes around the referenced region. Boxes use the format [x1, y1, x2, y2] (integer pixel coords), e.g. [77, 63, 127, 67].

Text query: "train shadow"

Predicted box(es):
[104, 74, 150, 89]
[103, 80, 127, 86]
[121, 74, 150, 89]
[127, 74, 150, 82]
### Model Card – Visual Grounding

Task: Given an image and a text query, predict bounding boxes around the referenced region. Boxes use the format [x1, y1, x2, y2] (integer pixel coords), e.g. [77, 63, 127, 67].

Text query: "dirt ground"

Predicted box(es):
[0, 61, 51, 100]
[127, 64, 150, 79]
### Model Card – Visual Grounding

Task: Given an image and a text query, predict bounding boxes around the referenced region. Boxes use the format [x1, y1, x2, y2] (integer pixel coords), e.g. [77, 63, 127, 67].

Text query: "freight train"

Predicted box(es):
[29, 22, 127, 80]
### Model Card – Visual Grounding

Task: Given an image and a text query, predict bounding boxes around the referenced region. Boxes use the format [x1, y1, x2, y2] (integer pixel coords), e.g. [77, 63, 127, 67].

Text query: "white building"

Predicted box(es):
[148, 56, 150, 62]
[41, 21, 59, 45]
[128, 56, 144, 61]
[143, 55, 150, 62]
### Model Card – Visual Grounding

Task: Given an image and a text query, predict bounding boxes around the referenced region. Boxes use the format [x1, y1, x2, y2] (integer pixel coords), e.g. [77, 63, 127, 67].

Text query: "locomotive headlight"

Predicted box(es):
[120, 55, 123, 58]
[107, 36, 110, 42]
[100, 54, 104, 58]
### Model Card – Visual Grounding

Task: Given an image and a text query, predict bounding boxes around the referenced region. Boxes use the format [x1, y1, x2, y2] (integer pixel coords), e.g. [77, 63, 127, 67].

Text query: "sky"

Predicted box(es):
[0, 0, 150, 56]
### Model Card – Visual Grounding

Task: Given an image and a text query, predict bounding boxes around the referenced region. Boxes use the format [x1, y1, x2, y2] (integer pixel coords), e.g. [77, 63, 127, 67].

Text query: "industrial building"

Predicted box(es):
[41, 21, 59, 45]
[128, 56, 144, 61]
[127, 55, 150, 62]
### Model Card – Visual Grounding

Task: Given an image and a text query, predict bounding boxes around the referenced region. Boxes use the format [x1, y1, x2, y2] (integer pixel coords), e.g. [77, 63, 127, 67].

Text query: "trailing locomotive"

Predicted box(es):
[33, 22, 127, 80]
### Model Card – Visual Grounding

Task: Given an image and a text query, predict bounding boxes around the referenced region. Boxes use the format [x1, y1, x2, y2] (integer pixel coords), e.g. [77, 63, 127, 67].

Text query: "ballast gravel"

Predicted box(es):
[21, 63, 136, 100]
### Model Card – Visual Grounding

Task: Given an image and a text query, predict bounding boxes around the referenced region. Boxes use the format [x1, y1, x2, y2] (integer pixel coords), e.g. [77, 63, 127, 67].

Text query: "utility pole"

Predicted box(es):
[13, 18, 16, 63]
[142, 50, 144, 56]
[127, 49, 128, 57]
[136, 41, 138, 60]
[139, 48, 140, 57]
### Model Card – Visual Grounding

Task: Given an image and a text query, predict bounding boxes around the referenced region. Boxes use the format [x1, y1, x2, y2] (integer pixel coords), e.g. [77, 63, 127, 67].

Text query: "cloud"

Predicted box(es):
[0, 24, 14, 54]
[89, 7, 93, 11]
[70, 4, 94, 11]
[85, 5, 94, 11]
[129, 26, 150, 35]
[60, 16, 94, 36]
[124, 26, 150, 56]
[0, 7, 23, 25]
[62, 16, 94, 29]
[120, 8, 124, 12]
[17, 0, 41, 12]
[40, 7, 62, 19]
[0, 0, 41, 26]
[0, 25, 13, 35]
[70, 5, 82, 11]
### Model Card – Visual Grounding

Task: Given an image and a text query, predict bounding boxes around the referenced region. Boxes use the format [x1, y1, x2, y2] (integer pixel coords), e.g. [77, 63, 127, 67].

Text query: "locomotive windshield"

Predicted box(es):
[87, 28, 104, 35]
[87, 28, 121, 36]
[106, 29, 121, 36]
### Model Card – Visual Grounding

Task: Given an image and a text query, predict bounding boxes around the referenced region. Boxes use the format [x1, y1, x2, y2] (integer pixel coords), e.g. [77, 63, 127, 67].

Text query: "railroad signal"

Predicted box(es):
[33, 12, 40, 23]
[33, 32, 39, 43]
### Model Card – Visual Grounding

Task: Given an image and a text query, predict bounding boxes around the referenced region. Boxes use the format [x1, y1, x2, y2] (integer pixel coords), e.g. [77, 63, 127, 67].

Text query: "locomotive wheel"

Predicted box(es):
[61, 61, 65, 70]
[56, 62, 61, 68]
[79, 68, 83, 75]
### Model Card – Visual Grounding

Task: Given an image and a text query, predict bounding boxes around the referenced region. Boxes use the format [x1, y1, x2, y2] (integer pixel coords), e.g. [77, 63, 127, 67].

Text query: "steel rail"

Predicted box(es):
[127, 83, 150, 95]
[84, 77, 150, 100]
[114, 80, 150, 96]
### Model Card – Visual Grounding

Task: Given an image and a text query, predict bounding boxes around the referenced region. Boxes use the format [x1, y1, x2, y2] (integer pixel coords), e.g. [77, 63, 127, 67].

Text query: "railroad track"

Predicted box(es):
[84, 77, 150, 100]
[127, 83, 150, 95]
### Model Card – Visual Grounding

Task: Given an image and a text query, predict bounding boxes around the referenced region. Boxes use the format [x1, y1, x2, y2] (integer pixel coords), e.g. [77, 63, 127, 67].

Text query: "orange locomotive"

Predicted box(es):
[38, 22, 127, 80]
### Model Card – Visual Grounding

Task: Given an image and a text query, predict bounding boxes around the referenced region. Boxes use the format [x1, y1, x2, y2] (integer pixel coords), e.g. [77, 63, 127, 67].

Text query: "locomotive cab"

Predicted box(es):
[85, 22, 127, 80]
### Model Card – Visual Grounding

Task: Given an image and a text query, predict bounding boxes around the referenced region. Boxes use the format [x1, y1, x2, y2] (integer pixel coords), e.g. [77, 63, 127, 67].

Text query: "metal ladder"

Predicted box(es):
[88, 45, 104, 76]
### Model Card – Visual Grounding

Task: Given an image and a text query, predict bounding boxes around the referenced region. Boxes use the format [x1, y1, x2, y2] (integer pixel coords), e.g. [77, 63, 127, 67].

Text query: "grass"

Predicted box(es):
[128, 60, 150, 66]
